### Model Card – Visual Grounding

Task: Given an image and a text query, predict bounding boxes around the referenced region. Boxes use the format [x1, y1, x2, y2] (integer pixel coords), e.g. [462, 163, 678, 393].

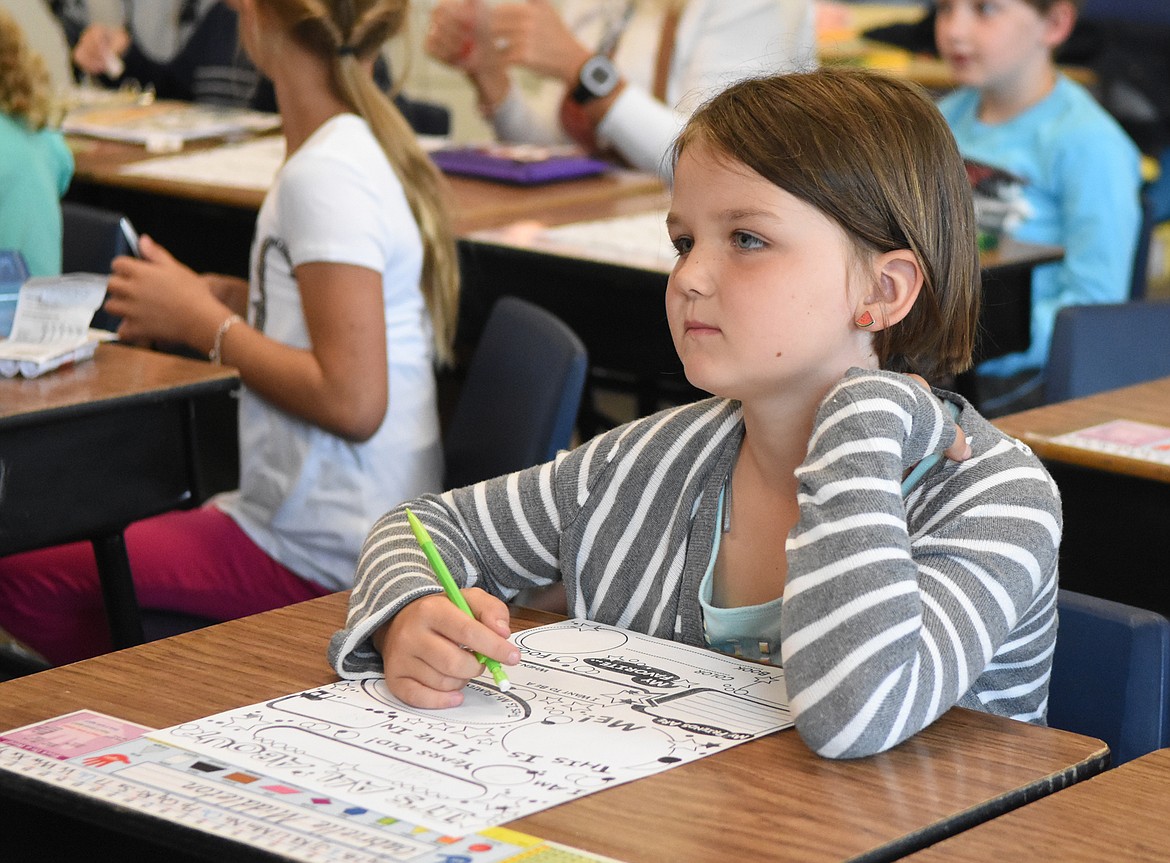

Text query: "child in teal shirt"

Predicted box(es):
[0, 9, 73, 277]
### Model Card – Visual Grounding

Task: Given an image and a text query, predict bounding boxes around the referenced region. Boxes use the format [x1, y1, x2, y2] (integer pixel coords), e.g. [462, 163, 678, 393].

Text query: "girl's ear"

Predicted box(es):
[856, 249, 923, 331]
[1044, 1, 1077, 49]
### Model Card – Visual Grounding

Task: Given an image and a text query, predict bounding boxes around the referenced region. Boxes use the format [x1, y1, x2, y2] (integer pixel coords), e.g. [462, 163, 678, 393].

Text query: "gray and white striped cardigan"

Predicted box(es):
[329, 368, 1061, 759]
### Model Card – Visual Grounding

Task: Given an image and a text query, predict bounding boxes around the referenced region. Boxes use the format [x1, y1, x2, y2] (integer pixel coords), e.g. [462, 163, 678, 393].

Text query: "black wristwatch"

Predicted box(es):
[570, 54, 621, 104]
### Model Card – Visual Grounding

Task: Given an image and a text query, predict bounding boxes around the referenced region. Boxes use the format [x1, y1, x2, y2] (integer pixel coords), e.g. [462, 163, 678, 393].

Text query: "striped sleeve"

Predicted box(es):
[327, 410, 690, 677]
[780, 369, 1060, 758]
[329, 451, 583, 678]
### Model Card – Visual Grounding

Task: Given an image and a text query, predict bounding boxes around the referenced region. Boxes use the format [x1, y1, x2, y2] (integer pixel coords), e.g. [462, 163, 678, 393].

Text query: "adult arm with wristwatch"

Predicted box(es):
[425, 0, 816, 178]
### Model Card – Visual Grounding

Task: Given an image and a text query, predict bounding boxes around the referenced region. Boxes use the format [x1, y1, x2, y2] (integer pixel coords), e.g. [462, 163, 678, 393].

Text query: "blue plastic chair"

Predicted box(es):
[1048, 589, 1170, 765]
[1082, 0, 1170, 25]
[1129, 185, 1157, 299]
[443, 296, 588, 490]
[1042, 300, 1170, 404]
[61, 201, 133, 273]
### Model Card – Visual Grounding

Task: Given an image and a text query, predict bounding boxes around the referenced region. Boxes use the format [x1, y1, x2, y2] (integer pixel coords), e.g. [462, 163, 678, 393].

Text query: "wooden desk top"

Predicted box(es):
[819, 39, 1097, 91]
[0, 343, 238, 427]
[981, 236, 1064, 273]
[67, 135, 668, 235]
[903, 747, 1170, 862]
[0, 592, 1107, 863]
[993, 377, 1170, 484]
[67, 134, 1060, 270]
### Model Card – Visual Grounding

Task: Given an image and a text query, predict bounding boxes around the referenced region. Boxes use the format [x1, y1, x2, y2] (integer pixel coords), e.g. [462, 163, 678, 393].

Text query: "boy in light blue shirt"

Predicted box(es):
[935, 0, 1141, 415]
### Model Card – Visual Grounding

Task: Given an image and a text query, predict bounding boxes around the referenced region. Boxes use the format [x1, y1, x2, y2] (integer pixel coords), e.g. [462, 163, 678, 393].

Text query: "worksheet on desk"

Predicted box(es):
[150, 619, 793, 834]
[1051, 419, 1170, 466]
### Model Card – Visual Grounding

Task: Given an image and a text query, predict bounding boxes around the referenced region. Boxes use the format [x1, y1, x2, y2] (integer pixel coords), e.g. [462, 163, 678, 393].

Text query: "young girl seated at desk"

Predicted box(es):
[330, 67, 1062, 759]
[0, 0, 459, 666]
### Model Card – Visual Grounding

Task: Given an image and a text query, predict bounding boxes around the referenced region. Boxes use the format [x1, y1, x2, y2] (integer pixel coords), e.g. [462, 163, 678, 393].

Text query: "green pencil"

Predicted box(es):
[404, 508, 512, 692]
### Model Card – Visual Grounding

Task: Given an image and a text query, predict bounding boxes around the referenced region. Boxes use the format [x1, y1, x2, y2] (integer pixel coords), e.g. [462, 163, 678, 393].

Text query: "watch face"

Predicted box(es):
[580, 55, 619, 98]
[587, 64, 613, 87]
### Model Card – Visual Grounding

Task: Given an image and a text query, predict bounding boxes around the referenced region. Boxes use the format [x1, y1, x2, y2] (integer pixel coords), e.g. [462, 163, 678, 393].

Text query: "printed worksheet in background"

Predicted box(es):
[150, 619, 793, 834]
[1051, 419, 1170, 466]
[472, 209, 676, 274]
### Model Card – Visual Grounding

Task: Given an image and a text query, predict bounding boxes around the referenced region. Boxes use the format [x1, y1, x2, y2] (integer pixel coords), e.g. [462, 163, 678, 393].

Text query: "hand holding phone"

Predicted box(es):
[118, 217, 141, 258]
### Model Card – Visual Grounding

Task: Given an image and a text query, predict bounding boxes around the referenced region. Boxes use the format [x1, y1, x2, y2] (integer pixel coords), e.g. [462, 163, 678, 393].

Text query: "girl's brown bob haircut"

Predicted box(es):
[672, 67, 980, 381]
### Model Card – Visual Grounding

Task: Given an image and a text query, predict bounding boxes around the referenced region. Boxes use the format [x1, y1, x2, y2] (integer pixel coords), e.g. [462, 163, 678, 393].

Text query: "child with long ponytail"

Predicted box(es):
[0, 0, 459, 667]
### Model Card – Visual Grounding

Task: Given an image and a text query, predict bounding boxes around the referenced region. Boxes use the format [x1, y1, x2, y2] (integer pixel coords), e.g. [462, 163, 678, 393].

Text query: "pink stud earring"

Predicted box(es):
[855, 310, 875, 328]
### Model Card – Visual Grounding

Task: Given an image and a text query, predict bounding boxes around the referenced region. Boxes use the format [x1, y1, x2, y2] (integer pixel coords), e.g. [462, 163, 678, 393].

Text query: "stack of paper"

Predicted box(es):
[62, 100, 281, 147]
[0, 274, 116, 378]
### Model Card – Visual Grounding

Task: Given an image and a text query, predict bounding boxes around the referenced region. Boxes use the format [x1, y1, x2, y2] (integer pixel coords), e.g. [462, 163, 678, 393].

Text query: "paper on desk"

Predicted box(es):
[476, 209, 676, 273]
[119, 134, 287, 191]
[63, 101, 281, 146]
[118, 132, 449, 192]
[0, 274, 114, 378]
[150, 619, 793, 834]
[1051, 419, 1170, 466]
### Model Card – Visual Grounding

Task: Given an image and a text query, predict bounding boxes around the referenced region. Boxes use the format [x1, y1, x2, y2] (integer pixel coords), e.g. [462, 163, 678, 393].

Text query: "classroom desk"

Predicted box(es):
[64, 134, 1058, 427]
[466, 216, 1062, 421]
[993, 376, 1170, 483]
[902, 747, 1170, 862]
[0, 343, 239, 648]
[818, 38, 1097, 92]
[815, 1, 1096, 93]
[65, 134, 667, 274]
[0, 592, 1108, 863]
[993, 377, 1170, 615]
[66, 136, 672, 428]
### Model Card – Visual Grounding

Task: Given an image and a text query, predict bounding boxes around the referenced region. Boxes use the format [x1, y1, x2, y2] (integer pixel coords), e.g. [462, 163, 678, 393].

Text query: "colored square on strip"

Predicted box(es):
[0, 710, 153, 760]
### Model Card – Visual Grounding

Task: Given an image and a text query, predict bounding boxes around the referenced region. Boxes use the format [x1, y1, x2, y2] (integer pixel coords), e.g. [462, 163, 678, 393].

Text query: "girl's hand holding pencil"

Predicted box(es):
[375, 509, 520, 709]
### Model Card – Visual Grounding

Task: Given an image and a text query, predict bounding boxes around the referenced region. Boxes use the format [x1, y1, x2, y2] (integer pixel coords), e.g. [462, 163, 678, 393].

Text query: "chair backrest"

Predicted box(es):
[1082, 0, 1170, 25]
[443, 297, 588, 490]
[1130, 185, 1157, 299]
[61, 201, 132, 332]
[1042, 300, 1170, 404]
[61, 201, 132, 274]
[1048, 589, 1170, 765]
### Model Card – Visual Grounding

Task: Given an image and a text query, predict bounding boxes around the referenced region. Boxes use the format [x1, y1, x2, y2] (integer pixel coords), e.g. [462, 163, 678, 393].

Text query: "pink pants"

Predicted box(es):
[0, 506, 330, 666]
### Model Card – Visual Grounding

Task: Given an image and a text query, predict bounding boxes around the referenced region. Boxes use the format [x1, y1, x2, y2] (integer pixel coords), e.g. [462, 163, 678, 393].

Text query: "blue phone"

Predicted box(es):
[119, 217, 141, 257]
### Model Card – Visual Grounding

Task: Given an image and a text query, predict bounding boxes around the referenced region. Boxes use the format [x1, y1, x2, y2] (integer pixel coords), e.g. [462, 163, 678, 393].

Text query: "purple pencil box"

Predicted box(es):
[430, 145, 610, 185]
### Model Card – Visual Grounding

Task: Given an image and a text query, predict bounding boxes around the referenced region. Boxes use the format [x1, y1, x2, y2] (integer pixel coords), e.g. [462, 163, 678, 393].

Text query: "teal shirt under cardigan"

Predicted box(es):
[0, 113, 73, 277]
[939, 75, 1142, 377]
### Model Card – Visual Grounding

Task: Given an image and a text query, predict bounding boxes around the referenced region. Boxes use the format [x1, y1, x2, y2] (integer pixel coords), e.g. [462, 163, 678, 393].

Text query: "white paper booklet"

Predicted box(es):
[0, 274, 115, 378]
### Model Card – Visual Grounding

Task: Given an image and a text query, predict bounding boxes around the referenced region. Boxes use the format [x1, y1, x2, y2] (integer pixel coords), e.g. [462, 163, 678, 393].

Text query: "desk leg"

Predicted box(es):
[91, 533, 145, 648]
